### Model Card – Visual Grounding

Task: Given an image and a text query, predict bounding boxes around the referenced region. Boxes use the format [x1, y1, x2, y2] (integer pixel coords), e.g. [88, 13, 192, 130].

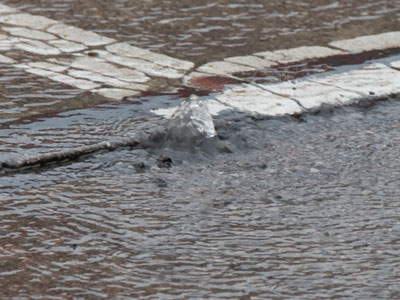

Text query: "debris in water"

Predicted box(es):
[166, 95, 216, 145]
[156, 155, 172, 168]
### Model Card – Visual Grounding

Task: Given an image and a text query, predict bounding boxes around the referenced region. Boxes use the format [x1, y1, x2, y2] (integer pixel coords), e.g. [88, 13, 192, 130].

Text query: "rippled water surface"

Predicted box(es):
[1, 1, 400, 299]
[0, 62, 110, 125]
[1, 0, 400, 120]
[2, 96, 400, 299]
[3, 0, 400, 64]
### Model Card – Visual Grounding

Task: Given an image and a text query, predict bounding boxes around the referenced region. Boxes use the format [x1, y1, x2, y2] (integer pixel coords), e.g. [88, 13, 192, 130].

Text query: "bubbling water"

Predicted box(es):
[166, 95, 216, 146]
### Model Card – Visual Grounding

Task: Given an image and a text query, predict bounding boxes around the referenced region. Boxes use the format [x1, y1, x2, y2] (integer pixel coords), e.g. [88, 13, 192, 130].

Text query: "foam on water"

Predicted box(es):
[166, 95, 216, 146]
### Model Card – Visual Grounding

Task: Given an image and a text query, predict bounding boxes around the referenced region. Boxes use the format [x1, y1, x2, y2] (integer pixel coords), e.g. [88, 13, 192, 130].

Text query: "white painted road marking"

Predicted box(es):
[153, 62, 400, 117]
[2, 26, 57, 41]
[264, 79, 360, 110]
[309, 63, 400, 98]
[0, 4, 194, 99]
[47, 23, 116, 47]
[254, 46, 345, 64]
[224, 55, 276, 69]
[106, 43, 195, 71]
[197, 61, 257, 76]
[0, 3, 399, 118]
[216, 84, 303, 116]
[329, 31, 400, 53]
[0, 53, 14, 64]
[0, 13, 57, 30]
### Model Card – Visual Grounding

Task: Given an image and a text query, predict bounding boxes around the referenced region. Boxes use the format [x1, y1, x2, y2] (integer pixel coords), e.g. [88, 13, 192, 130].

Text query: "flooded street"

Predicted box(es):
[1, 0, 400, 299]
[2, 97, 400, 298]
[3, 0, 400, 64]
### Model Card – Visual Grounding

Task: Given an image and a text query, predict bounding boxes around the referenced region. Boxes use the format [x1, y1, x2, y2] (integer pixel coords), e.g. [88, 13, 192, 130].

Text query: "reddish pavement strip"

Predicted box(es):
[0, 3, 399, 118]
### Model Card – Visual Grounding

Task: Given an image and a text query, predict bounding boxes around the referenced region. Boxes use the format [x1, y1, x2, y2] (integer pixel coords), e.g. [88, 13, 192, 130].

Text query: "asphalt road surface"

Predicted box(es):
[1, 1, 400, 299]
[1, 94, 400, 299]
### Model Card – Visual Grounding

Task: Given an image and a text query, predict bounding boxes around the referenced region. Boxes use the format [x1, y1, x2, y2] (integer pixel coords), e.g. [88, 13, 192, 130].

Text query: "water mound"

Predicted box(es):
[165, 95, 216, 146]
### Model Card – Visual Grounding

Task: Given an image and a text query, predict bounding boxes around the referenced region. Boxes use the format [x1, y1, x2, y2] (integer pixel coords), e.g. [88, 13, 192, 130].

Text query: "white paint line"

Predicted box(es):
[263, 79, 360, 110]
[158, 67, 396, 115]
[47, 23, 115, 47]
[15, 64, 100, 90]
[0, 54, 15, 64]
[28, 61, 68, 72]
[0, 4, 195, 84]
[15, 38, 61, 55]
[224, 55, 275, 68]
[216, 84, 303, 115]
[310, 63, 400, 98]
[2, 26, 57, 41]
[48, 39, 87, 53]
[46, 57, 75, 67]
[0, 38, 12, 51]
[106, 42, 151, 57]
[93, 88, 141, 100]
[50, 73, 101, 90]
[68, 69, 148, 91]
[197, 61, 256, 76]
[329, 31, 400, 53]
[70, 56, 150, 83]
[0, 4, 17, 14]
[0, 13, 57, 30]
[190, 46, 344, 84]
[95, 50, 187, 79]
[254, 46, 345, 64]
[106, 42, 194, 71]
[0, 2, 399, 107]
[153, 85, 302, 118]
[15, 64, 56, 77]
[68, 68, 124, 86]
[138, 52, 194, 71]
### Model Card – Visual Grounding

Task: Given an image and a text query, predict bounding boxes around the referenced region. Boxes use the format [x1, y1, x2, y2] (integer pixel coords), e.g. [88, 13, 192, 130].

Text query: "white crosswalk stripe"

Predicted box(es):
[0, 3, 399, 118]
[153, 62, 400, 117]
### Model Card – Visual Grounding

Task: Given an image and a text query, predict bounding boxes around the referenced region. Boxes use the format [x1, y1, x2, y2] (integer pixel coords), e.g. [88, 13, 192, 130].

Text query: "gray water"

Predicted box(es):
[1, 0, 400, 298]
[1, 96, 400, 299]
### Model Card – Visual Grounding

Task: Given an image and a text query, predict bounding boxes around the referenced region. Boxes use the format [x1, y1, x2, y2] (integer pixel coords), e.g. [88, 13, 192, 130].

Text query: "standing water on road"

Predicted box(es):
[1, 95, 400, 299]
[3, 0, 400, 64]
[1, 0, 400, 298]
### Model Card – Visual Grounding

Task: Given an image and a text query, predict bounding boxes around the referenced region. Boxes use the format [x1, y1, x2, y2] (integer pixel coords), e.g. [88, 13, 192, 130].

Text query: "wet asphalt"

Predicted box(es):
[1, 95, 400, 299]
[3, 0, 400, 65]
[1, 0, 400, 120]
[1, 1, 400, 299]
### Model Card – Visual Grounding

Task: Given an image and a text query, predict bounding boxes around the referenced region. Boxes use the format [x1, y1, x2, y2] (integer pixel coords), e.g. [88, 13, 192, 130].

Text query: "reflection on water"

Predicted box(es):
[0, 0, 400, 124]
[1, 0, 400, 298]
[3, 0, 400, 63]
[1, 98, 400, 298]
[0, 62, 110, 125]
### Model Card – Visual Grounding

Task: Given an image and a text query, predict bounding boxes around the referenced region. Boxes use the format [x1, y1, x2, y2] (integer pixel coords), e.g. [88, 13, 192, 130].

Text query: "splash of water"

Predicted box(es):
[166, 95, 216, 145]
